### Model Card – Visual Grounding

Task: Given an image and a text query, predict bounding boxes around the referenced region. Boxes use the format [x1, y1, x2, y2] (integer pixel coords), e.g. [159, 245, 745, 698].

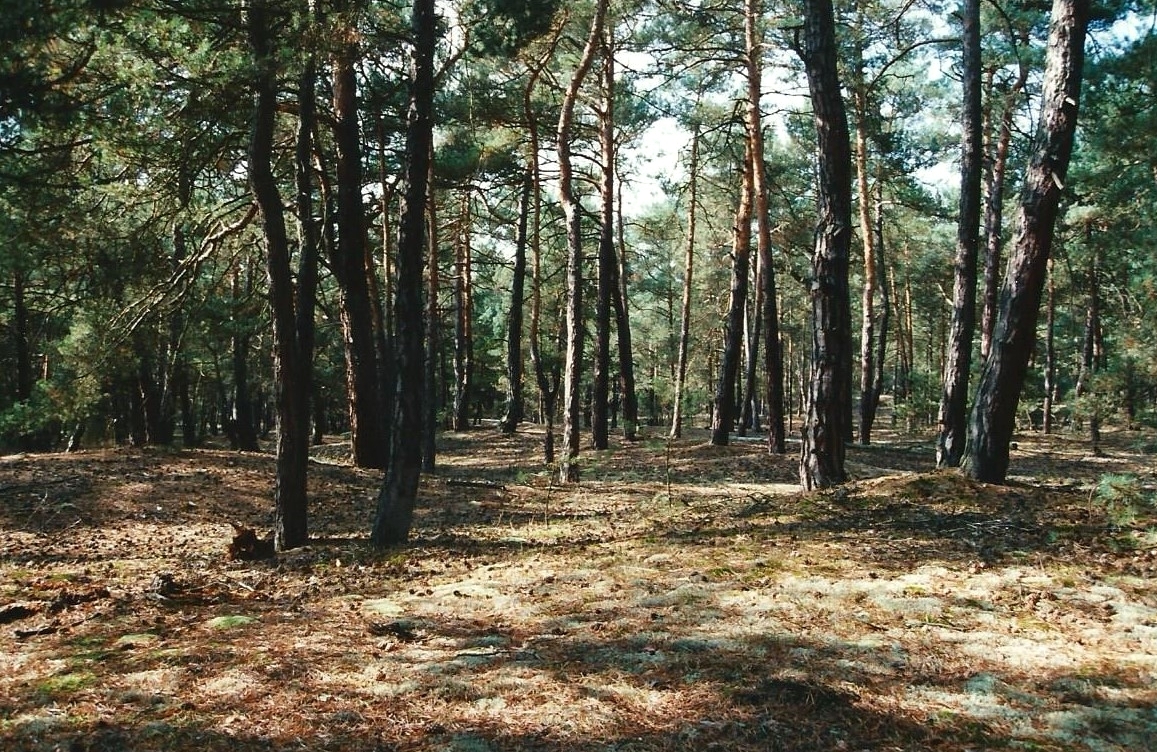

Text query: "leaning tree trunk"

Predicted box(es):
[557, 0, 609, 482]
[963, 0, 1090, 483]
[248, 0, 309, 549]
[936, 0, 984, 468]
[670, 125, 700, 440]
[798, 0, 854, 490]
[711, 143, 753, 447]
[372, 0, 435, 546]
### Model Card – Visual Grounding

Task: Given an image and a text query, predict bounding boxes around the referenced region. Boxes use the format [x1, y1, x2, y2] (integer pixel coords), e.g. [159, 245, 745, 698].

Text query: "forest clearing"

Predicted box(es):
[2, 425, 1155, 752]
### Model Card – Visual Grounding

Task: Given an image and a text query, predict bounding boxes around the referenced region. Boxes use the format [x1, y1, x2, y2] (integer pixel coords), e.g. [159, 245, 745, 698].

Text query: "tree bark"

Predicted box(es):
[980, 43, 1029, 362]
[798, 0, 854, 490]
[936, 0, 984, 468]
[452, 190, 473, 431]
[499, 168, 531, 433]
[963, 0, 1090, 483]
[1042, 257, 1056, 433]
[372, 0, 436, 546]
[557, 0, 609, 482]
[612, 171, 638, 441]
[422, 152, 439, 471]
[592, 35, 616, 451]
[248, 0, 308, 549]
[670, 125, 699, 440]
[333, 24, 386, 469]
[711, 142, 753, 446]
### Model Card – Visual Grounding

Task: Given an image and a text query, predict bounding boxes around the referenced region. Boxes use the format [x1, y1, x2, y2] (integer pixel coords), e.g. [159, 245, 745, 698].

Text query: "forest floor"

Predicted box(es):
[1, 423, 1156, 752]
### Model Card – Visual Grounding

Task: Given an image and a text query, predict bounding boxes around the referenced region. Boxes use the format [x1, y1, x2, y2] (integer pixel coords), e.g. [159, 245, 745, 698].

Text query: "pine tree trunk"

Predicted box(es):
[248, 0, 308, 549]
[936, 0, 983, 468]
[711, 144, 753, 446]
[372, 0, 435, 546]
[557, 0, 609, 482]
[333, 35, 385, 470]
[1042, 258, 1056, 433]
[798, 0, 854, 490]
[499, 168, 531, 433]
[670, 127, 699, 440]
[980, 44, 1029, 362]
[422, 152, 439, 472]
[612, 178, 638, 441]
[853, 57, 878, 445]
[963, 0, 1090, 483]
[745, 0, 785, 453]
[452, 191, 473, 431]
[592, 37, 615, 451]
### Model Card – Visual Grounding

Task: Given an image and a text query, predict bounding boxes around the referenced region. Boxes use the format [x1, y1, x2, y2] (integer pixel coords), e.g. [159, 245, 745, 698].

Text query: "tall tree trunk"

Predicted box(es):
[372, 0, 435, 546]
[670, 126, 700, 440]
[293, 28, 320, 483]
[523, 33, 562, 462]
[422, 151, 439, 471]
[798, 0, 854, 490]
[739, 263, 762, 436]
[963, 0, 1090, 483]
[333, 27, 385, 469]
[1042, 257, 1057, 433]
[1074, 238, 1103, 452]
[980, 45, 1029, 362]
[452, 191, 473, 430]
[500, 168, 531, 433]
[612, 173, 638, 441]
[557, 0, 609, 482]
[852, 37, 878, 445]
[744, 0, 785, 452]
[248, 0, 309, 549]
[936, 0, 983, 468]
[592, 36, 616, 451]
[866, 181, 890, 436]
[711, 143, 753, 446]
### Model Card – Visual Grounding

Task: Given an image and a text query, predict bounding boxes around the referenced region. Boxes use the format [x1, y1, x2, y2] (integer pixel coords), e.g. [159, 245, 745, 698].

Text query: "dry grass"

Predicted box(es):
[1, 425, 1156, 751]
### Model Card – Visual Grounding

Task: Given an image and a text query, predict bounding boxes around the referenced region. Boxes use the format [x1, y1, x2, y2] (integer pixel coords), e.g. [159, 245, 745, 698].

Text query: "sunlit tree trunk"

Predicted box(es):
[963, 0, 1090, 483]
[592, 35, 615, 450]
[711, 143, 753, 446]
[422, 153, 439, 472]
[452, 191, 473, 431]
[557, 0, 609, 482]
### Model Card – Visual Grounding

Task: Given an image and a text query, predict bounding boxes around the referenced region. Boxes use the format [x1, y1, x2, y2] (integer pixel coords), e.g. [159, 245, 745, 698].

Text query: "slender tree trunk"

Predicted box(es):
[592, 36, 616, 450]
[852, 48, 879, 445]
[612, 176, 638, 441]
[798, 0, 854, 490]
[1042, 258, 1056, 433]
[452, 191, 473, 431]
[1074, 239, 1103, 452]
[963, 0, 1090, 483]
[867, 182, 890, 436]
[557, 0, 609, 482]
[293, 32, 320, 481]
[248, 0, 308, 549]
[372, 0, 436, 546]
[936, 0, 983, 468]
[711, 143, 753, 446]
[670, 126, 700, 440]
[744, 0, 785, 452]
[981, 46, 1029, 362]
[422, 152, 439, 471]
[740, 261, 762, 436]
[500, 168, 531, 433]
[333, 29, 385, 469]
[523, 34, 562, 463]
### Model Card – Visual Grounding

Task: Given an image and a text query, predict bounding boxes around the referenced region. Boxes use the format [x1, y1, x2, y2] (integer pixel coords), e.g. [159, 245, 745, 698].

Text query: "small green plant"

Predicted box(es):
[1092, 473, 1154, 528]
